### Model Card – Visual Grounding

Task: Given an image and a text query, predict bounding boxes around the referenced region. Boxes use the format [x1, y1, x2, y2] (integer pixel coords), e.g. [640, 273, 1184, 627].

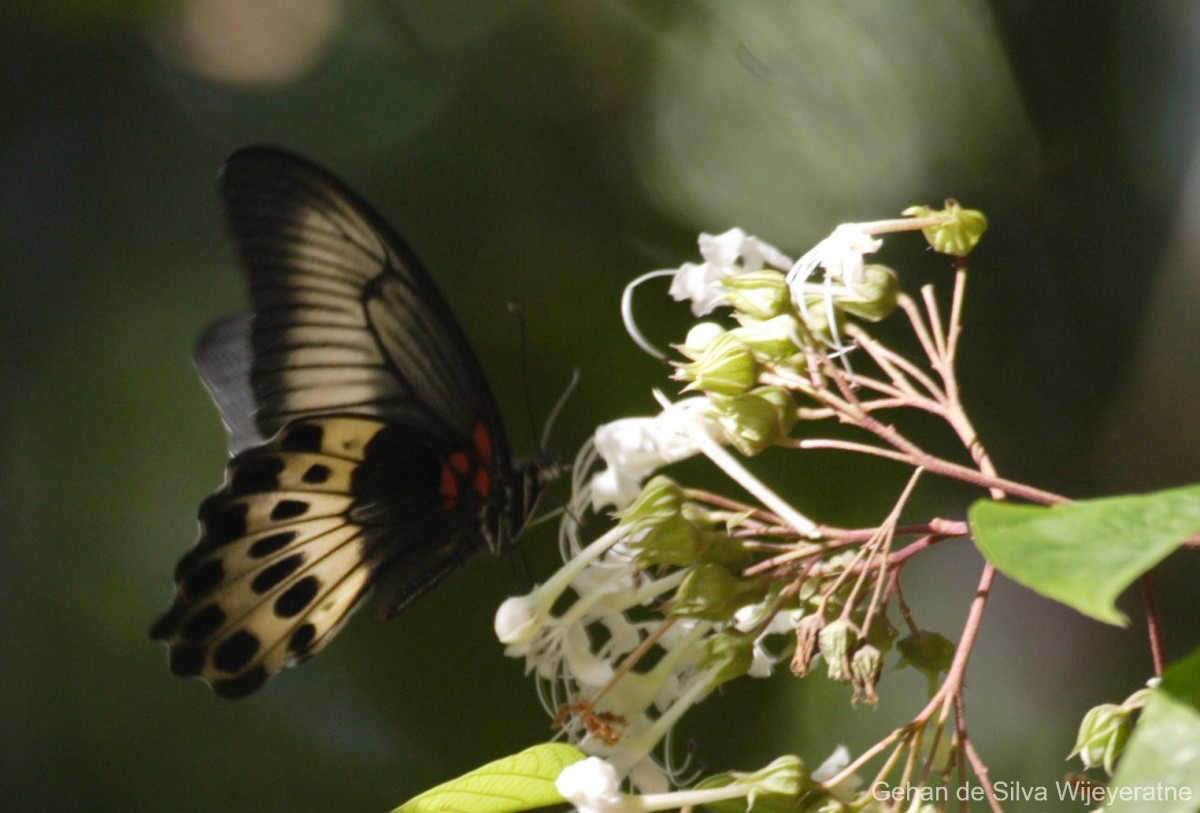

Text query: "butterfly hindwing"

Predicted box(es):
[152, 417, 377, 698]
[151, 415, 491, 698]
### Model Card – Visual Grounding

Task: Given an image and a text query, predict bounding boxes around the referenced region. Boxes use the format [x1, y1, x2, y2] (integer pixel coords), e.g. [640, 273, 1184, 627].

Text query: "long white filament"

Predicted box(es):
[621, 269, 677, 361]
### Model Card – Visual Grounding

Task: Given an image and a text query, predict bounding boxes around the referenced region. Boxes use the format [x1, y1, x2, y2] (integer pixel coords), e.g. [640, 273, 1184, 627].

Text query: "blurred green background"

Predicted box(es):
[4, 2, 1200, 810]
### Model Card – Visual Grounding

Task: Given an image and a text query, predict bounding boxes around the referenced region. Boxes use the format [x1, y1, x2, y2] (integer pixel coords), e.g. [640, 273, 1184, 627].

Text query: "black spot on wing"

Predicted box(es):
[213, 630, 260, 673]
[282, 422, 324, 452]
[274, 576, 319, 618]
[200, 498, 248, 548]
[214, 667, 268, 699]
[251, 553, 305, 594]
[183, 560, 224, 600]
[270, 499, 309, 521]
[230, 455, 285, 493]
[302, 463, 332, 484]
[181, 604, 226, 643]
[289, 623, 317, 655]
[249, 531, 296, 558]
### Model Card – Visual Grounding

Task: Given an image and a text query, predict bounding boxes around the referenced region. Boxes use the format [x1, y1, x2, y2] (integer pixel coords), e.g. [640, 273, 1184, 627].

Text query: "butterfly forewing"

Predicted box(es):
[153, 148, 541, 698]
[220, 149, 504, 452]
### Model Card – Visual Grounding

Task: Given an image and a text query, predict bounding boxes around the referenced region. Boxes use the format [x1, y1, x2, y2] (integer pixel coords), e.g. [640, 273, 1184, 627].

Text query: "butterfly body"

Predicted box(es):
[152, 148, 552, 698]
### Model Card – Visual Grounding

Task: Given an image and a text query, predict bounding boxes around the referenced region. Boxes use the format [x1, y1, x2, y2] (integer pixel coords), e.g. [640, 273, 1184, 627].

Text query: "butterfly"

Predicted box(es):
[151, 146, 556, 699]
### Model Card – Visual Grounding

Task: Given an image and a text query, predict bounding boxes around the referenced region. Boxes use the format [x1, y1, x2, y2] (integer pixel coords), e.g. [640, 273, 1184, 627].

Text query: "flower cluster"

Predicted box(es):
[496, 204, 991, 808]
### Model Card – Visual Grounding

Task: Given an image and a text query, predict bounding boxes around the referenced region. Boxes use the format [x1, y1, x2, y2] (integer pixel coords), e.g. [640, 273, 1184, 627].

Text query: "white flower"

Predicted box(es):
[556, 757, 631, 813]
[733, 603, 804, 678]
[787, 223, 882, 291]
[589, 399, 720, 511]
[494, 593, 550, 646]
[812, 745, 861, 801]
[669, 228, 792, 316]
[668, 261, 723, 316]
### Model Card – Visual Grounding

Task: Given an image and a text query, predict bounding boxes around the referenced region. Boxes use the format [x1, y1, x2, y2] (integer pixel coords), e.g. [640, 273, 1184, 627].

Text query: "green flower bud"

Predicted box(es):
[693, 527, 752, 569]
[902, 200, 988, 257]
[628, 515, 704, 567]
[676, 321, 727, 361]
[730, 314, 803, 361]
[675, 332, 759, 395]
[735, 755, 810, 807]
[667, 564, 767, 622]
[710, 385, 798, 456]
[819, 619, 861, 682]
[693, 755, 811, 813]
[1072, 703, 1131, 775]
[617, 475, 683, 524]
[619, 477, 704, 567]
[836, 265, 899, 322]
[897, 630, 956, 695]
[724, 270, 789, 319]
[701, 629, 756, 688]
[851, 644, 883, 706]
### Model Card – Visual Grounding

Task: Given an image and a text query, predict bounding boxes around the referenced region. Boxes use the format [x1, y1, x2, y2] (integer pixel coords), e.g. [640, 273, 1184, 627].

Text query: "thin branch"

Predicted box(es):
[1140, 574, 1166, 676]
[792, 438, 1069, 505]
[847, 323, 948, 403]
[683, 488, 783, 526]
[958, 692, 1002, 813]
[916, 563, 997, 728]
[945, 268, 968, 364]
[897, 293, 942, 367]
[921, 283, 949, 363]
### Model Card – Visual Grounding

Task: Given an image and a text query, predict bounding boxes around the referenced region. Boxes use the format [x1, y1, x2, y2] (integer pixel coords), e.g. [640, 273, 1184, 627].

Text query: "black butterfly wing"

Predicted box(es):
[152, 148, 515, 697]
[223, 146, 508, 455]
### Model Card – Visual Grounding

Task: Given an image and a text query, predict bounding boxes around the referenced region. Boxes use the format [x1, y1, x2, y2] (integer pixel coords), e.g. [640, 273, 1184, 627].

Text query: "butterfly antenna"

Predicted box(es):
[507, 302, 582, 455]
[540, 367, 580, 452]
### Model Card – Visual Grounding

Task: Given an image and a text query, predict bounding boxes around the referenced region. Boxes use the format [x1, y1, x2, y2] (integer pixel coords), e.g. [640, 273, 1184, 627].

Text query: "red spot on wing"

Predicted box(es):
[473, 423, 493, 465]
[448, 451, 470, 475]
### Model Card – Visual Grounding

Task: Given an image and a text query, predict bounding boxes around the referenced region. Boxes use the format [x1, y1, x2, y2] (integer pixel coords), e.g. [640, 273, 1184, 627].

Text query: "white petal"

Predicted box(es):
[627, 758, 670, 794]
[494, 593, 548, 645]
[594, 418, 659, 470]
[812, 744, 861, 800]
[698, 227, 747, 267]
[590, 467, 642, 512]
[555, 757, 629, 813]
[600, 614, 642, 660]
[667, 261, 711, 302]
[741, 234, 792, 271]
[563, 622, 616, 690]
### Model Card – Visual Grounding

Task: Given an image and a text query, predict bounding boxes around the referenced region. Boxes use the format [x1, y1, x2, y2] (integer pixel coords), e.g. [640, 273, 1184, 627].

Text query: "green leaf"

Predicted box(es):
[969, 485, 1200, 625]
[391, 743, 586, 813]
[1105, 647, 1200, 813]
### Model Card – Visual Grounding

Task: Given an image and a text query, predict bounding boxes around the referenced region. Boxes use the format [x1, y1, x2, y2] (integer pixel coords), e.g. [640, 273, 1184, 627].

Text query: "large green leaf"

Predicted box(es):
[1106, 647, 1200, 813]
[969, 485, 1200, 625]
[391, 743, 586, 813]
